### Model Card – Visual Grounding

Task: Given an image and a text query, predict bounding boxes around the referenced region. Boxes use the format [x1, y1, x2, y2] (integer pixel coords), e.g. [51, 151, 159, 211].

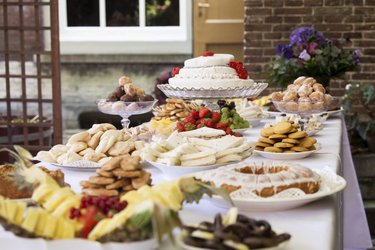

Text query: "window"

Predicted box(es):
[58, 0, 192, 54]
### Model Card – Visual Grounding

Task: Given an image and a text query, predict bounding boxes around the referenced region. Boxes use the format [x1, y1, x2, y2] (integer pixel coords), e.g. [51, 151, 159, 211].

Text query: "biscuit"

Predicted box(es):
[131, 171, 151, 189]
[67, 141, 87, 153]
[274, 142, 294, 148]
[264, 147, 283, 153]
[79, 147, 95, 156]
[282, 138, 300, 144]
[258, 137, 276, 145]
[287, 127, 298, 133]
[298, 137, 317, 148]
[122, 185, 136, 191]
[255, 146, 264, 151]
[106, 179, 131, 190]
[269, 134, 287, 139]
[83, 188, 118, 197]
[80, 180, 102, 189]
[255, 142, 272, 148]
[273, 122, 292, 134]
[290, 146, 309, 152]
[96, 168, 115, 178]
[83, 152, 105, 162]
[68, 131, 91, 143]
[108, 141, 134, 156]
[49, 144, 68, 158]
[87, 130, 103, 149]
[88, 176, 115, 185]
[288, 131, 307, 139]
[101, 156, 124, 171]
[260, 127, 274, 137]
[113, 169, 142, 178]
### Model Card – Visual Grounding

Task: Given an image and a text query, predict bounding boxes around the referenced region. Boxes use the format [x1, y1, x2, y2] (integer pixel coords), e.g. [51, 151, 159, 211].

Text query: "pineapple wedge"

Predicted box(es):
[43, 187, 74, 212]
[21, 208, 40, 232]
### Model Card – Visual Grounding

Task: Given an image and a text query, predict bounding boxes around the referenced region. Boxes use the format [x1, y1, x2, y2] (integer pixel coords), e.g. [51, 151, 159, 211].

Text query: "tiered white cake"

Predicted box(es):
[168, 53, 255, 89]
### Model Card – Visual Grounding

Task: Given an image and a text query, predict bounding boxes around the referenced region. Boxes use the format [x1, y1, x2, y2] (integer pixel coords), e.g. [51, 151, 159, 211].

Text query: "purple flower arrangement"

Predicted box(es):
[269, 27, 361, 88]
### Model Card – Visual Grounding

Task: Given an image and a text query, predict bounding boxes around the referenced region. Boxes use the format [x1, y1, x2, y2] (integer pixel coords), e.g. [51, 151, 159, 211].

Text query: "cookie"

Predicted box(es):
[273, 122, 292, 134]
[113, 169, 142, 178]
[255, 142, 272, 148]
[255, 146, 264, 151]
[274, 142, 294, 148]
[101, 156, 124, 171]
[80, 180, 102, 189]
[260, 127, 274, 137]
[264, 147, 283, 153]
[258, 137, 276, 145]
[288, 131, 308, 139]
[287, 127, 298, 133]
[290, 146, 309, 152]
[298, 137, 317, 148]
[96, 168, 115, 178]
[122, 185, 136, 191]
[106, 179, 131, 190]
[309, 145, 317, 150]
[131, 171, 152, 189]
[83, 188, 118, 197]
[282, 138, 300, 144]
[269, 134, 287, 139]
[88, 176, 115, 185]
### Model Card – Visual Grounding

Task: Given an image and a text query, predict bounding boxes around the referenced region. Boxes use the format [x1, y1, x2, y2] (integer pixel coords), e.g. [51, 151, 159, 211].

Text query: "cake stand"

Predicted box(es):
[157, 83, 268, 110]
[272, 100, 331, 119]
[97, 99, 157, 128]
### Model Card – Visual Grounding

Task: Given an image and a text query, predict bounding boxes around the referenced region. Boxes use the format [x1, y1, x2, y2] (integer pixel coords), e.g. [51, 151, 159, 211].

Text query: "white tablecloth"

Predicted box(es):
[0, 116, 372, 250]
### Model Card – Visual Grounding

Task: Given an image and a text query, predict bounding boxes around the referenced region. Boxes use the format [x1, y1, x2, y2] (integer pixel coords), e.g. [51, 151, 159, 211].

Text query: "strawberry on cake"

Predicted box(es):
[168, 52, 255, 89]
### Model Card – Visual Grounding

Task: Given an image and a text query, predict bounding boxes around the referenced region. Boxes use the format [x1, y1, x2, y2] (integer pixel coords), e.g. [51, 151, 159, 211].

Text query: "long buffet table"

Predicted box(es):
[0, 115, 372, 250]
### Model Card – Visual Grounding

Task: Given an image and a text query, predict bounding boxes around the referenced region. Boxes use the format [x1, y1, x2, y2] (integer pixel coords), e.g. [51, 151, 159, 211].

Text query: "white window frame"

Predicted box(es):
[58, 0, 192, 55]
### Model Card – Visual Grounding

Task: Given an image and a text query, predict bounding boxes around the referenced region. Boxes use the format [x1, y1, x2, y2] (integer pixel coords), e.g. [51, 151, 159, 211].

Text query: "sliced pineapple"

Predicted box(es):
[43, 187, 74, 212]
[21, 207, 40, 232]
[52, 195, 81, 218]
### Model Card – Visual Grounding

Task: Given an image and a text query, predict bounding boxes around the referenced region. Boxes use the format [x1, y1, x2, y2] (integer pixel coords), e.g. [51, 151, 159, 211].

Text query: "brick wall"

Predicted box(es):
[244, 0, 375, 95]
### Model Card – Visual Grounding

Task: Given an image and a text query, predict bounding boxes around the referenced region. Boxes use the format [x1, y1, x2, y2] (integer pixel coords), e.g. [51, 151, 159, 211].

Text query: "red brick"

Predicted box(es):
[355, 24, 375, 31]
[273, 24, 298, 32]
[344, 15, 364, 23]
[364, 16, 375, 22]
[246, 40, 272, 47]
[275, 8, 312, 15]
[354, 7, 375, 15]
[303, 16, 324, 23]
[363, 48, 375, 55]
[358, 56, 375, 63]
[264, 16, 283, 23]
[305, 0, 324, 6]
[263, 32, 283, 39]
[284, 16, 302, 23]
[345, 0, 364, 5]
[285, 0, 304, 6]
[245, 7, 272, 15]
[244, 16, 264, 24]
[244, 31, 263, 40]
[325, 0, 345, 5]
[315, 24, 353, 32]
[244, 24, 272, 32]
[244, 48, 263, 56]
[343, 32, 363, 39]
[322, 32, 344, 39]
[352, 73, 375, 80]
[314, 7, 353, 15]
[365, 0, 375, 5]
[354, 40, 375, 47]
[244, 0, 264, 7]
[324, 16, 345, 23]
[272, 40, 290, 46]
[362, 65, 375, 71]
[244, 56, 271, 63]
[263, 48, 278, 56]
[363, 33, 375, 39]
[264, 0, 283, 7]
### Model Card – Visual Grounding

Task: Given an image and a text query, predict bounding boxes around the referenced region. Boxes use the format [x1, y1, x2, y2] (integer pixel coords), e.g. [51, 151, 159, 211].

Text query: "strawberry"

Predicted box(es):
[229, 61, 237, 68]
[196, 118, 205, 125]
[79, 206, 104, 238]
[171, 67, 180, 77]
[225, 127, 233, 135]
[191, 109, 199, 119]
[232, 132, 243, 137]
[202, 51, 214, 56]
[184, 116, 196, 125]
[205, 119, 215, 128]
[184, 123, 196, 131]
[211, 111, 221, 122]
[199, 107, 211, 118]
[215, 122, 226, 130]
[176, 122, 185, 132]
[197, 123, 205, 128]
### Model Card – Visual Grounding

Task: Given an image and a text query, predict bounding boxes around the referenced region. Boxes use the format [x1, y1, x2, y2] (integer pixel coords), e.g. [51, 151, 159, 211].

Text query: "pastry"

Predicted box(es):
[273, 122, 292, 134]
[264, 147, 283, 153]
[194, 163, 320, 197]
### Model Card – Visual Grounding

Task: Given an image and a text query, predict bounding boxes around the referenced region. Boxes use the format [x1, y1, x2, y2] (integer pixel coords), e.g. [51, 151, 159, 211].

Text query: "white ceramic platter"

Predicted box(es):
[254, 144, 320, 160]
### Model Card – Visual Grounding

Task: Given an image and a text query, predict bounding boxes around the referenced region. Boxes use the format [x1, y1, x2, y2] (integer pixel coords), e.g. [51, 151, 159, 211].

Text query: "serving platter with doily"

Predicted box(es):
[157, 83, 268, 100]
[50, 160, 103, 171]
[196, 166, 346, 211]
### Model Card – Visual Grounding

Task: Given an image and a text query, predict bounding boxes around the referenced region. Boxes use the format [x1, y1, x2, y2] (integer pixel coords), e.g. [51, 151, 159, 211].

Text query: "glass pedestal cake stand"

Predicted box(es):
[272, 100, 331, 119]
[97, 99, 157, 128]
[157, 83, 268, 110]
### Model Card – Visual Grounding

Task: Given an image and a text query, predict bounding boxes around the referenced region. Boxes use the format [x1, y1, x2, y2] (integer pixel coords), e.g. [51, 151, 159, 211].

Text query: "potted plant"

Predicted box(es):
[269, 26, 361, 88]
[342, 83, 375, 153]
